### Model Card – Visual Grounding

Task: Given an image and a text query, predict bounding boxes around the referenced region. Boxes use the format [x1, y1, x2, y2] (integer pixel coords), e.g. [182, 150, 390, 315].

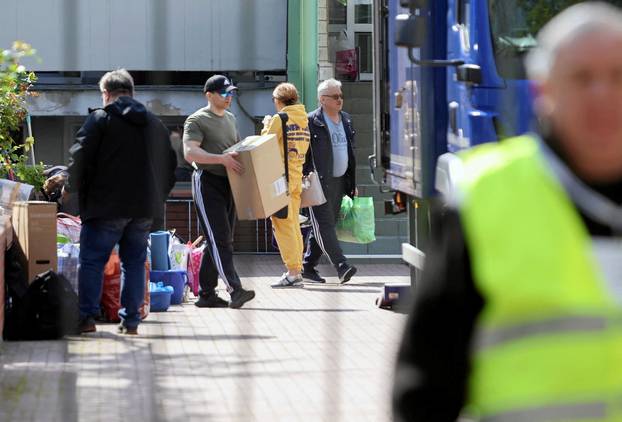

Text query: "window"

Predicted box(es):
[355, 32, 372, 74]
[329, 0, 347, 25]
[488, 0, 541, 79]
[327, 0, 373, 80]
[354, 0, 372, 24]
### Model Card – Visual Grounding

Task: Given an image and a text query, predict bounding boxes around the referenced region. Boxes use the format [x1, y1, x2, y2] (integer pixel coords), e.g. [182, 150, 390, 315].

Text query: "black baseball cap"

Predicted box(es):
[203, 75, 238, 94]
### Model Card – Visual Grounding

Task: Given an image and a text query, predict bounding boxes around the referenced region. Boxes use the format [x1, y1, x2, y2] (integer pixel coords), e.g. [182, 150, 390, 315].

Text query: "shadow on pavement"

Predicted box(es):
[240, 307, 363, 312]
[303, 287, 382, 294]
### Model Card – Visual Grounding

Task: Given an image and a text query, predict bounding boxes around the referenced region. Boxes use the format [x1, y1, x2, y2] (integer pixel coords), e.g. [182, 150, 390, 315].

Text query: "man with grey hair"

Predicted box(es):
[67, 69, 176, 335]
[394, 2, 622, 421]
[302, 78, 357, 284]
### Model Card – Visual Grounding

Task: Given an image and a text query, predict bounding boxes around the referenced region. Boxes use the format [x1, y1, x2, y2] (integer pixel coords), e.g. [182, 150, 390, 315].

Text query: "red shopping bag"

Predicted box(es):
[101, 251, 151, 322]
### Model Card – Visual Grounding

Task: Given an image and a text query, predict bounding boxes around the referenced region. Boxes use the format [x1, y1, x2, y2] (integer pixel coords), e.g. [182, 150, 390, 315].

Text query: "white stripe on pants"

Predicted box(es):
[192, 170, 233, 293]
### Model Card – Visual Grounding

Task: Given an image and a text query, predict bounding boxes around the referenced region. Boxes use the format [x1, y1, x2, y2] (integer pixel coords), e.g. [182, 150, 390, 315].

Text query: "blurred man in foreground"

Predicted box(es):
[393, 3, 622, 421]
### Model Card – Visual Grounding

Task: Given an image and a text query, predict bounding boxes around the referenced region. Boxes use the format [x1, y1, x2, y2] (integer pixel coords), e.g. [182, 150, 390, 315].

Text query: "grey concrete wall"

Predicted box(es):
[28, 87, 277, 140]
[29, 86, 281, 166]
[0, 0, 287, 71]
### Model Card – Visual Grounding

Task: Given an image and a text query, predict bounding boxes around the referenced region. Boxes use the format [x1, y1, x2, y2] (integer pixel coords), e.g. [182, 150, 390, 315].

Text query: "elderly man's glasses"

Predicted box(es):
[322, 94, 344, 100]
[219, 90, 235, 98]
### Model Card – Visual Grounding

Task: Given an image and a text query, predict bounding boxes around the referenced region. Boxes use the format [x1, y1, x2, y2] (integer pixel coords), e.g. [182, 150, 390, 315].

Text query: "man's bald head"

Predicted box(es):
[528, 2, 622, 183]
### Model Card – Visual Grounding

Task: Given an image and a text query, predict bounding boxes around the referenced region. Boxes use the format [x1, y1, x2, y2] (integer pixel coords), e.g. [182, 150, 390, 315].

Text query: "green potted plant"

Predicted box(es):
[0, 41, 45, 192]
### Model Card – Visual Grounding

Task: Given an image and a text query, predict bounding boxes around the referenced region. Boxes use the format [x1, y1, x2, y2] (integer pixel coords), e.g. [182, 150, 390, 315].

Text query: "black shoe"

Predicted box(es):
[117, 324, 138, 335]
[229, 288, 256, 309]
[302, 268, 326, 283]
[195, 293, 229, 308]
[337, 262, 357, 284]
[78, 316, 96, 334]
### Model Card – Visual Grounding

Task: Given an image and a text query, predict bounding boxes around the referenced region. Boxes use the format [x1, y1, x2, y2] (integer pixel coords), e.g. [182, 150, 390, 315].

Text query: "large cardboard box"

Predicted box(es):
[224, 134, 289, 220]
[12, 201, 57, 283]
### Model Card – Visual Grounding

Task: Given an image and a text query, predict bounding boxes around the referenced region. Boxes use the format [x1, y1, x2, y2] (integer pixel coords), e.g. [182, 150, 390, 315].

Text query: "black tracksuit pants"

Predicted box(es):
[192, 170, 242, 295]
[303, 176, 347, 268]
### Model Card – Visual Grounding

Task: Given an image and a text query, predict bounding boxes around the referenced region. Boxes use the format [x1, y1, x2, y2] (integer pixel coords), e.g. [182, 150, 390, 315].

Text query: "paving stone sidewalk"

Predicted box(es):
[0, 256, 410, 422]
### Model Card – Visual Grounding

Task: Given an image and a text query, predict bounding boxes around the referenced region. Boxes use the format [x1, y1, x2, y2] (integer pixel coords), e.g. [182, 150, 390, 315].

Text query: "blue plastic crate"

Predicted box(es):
[150, 290, 172, 312]
[150, 270, 187, 305]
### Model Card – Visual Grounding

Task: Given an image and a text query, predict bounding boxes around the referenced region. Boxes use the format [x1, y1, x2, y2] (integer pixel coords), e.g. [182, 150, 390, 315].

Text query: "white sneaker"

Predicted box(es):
[271, 273, 304, 288]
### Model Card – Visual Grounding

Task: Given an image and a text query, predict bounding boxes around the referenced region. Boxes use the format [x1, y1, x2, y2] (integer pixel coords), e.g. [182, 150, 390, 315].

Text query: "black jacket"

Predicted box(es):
[67, 96, 176, 222]
[303, 107, 357, 197]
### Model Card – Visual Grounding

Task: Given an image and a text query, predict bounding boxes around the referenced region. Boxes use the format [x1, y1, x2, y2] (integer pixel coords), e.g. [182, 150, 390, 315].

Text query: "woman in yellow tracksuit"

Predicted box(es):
[261, 83, 310, 288]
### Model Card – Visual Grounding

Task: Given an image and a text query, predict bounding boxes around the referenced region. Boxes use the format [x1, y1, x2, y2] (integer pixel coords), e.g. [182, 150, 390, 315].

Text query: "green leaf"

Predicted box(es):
[0, 42, 38, 171]
[23, 136, 34, 152]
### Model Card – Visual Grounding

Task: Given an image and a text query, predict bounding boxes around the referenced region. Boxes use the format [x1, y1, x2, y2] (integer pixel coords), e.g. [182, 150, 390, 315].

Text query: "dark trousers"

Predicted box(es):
[304, 176, 347, 269]
[192, 170, 242, 295]
[79, 218, 151, 328]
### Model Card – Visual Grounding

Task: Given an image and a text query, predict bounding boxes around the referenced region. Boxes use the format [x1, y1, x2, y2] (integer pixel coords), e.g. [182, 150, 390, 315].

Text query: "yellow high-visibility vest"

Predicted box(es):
[458, 136, 622, 421]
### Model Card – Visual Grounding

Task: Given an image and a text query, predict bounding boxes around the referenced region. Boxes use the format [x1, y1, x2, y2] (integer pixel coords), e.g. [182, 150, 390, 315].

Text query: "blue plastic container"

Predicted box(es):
[150, 270, 187, 305]
[150, 231, 170, 271]
[150, 290, 172, 312]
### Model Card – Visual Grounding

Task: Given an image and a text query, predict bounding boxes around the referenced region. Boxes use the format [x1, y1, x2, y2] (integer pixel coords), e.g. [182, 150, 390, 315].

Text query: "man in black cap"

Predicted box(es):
[183, 75, 255, 308]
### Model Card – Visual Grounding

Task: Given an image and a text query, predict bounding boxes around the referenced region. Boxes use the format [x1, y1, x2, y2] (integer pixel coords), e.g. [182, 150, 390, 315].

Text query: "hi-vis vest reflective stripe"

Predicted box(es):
[457, 136, 622, 421]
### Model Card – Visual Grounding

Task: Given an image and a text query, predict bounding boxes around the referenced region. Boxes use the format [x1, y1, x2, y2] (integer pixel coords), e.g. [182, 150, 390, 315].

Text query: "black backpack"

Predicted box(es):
[272, 112, 290, 219]
[4, 255, 79, 341]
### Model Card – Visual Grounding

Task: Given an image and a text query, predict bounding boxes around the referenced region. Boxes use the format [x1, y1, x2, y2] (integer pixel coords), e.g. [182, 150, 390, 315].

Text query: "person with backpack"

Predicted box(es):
[66, 69, 176, 335]
[261, 83, 311, 288]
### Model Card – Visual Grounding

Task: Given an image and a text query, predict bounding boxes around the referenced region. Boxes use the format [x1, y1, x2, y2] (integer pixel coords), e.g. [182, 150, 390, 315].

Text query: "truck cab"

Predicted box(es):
[371, 0, 588, 276]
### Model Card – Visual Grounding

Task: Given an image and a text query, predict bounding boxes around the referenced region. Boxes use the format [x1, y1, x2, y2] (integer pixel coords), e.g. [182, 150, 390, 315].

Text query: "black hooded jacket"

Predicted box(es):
[67, 96, 176, 222]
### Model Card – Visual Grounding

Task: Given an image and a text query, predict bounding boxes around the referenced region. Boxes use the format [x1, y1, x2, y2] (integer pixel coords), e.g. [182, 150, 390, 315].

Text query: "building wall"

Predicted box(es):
[316, 2, 406, 256]
[0, 0, 287, 72]
[1, 0, 289, 165]
[287, 0, 318, 110]
[317, 0, 336, 81]
[29, 87, 277, 166]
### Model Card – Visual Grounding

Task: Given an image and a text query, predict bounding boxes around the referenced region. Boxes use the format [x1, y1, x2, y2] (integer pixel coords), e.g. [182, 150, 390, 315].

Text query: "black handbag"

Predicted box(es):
[272, 112, 290, 219]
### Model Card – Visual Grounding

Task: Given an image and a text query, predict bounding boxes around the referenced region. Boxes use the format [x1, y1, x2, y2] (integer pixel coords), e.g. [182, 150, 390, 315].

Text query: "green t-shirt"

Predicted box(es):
[183, 107, 240, 176]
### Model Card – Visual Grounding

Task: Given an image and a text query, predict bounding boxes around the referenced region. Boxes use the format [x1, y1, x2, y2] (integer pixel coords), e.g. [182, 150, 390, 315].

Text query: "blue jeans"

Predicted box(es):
[79, 218, 152, 329]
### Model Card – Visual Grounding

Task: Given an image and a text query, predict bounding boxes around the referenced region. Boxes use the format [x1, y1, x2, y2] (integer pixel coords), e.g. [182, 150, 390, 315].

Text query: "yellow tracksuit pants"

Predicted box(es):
[272, 182, 303, 272]
[264, 105, 310, 273]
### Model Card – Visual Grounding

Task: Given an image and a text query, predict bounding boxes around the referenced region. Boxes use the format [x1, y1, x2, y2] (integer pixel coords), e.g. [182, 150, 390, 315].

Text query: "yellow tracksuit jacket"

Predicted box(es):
[261, 104, 310, 272]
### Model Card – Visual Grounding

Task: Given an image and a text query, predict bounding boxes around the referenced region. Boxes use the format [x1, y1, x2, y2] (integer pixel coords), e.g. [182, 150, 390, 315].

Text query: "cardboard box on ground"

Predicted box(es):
[224, 134, 289, 220]
[11, 201, 57, 283]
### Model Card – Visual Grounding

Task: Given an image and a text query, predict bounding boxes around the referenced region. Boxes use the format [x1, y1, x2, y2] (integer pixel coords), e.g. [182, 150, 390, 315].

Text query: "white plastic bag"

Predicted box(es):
[169, 243, 190, 270]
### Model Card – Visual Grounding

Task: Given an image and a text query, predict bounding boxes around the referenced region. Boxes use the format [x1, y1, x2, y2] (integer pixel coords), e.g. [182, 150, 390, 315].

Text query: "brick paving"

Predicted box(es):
[0, 256, 410, 422]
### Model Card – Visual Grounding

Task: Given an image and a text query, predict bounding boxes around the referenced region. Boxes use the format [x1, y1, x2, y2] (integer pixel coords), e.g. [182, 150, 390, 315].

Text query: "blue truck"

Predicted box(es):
[371, 0, 620, 283]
